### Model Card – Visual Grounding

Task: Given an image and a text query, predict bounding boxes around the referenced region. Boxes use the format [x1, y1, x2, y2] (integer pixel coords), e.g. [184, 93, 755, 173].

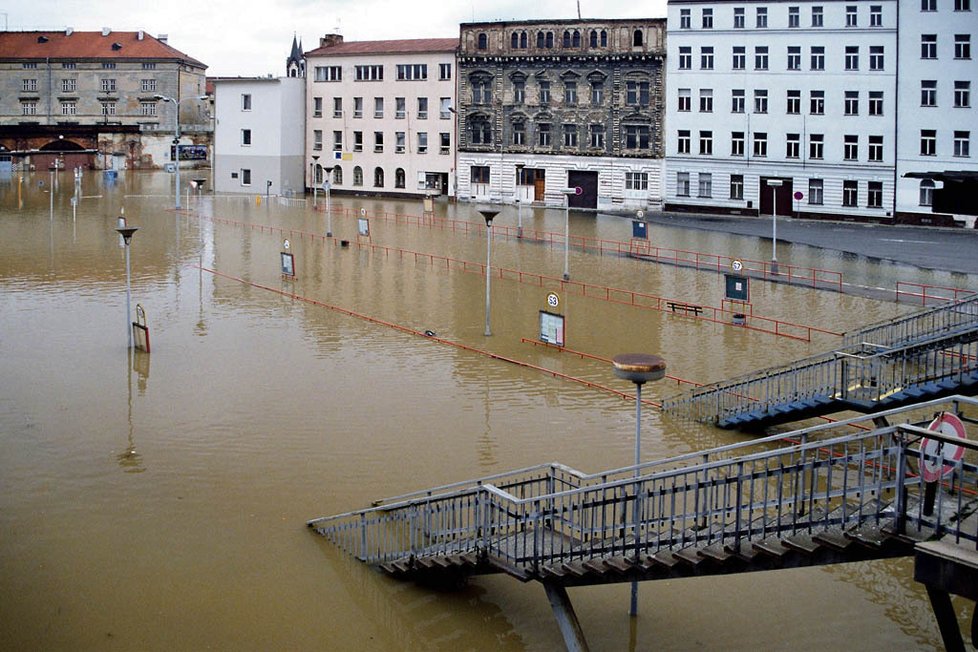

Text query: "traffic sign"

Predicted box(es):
[920, 412, 967, 482]
[793, 191, 804, 201]
[732, 259, 743, 272]
[547, 292, 559, 308]
[574, 186, 583, 195]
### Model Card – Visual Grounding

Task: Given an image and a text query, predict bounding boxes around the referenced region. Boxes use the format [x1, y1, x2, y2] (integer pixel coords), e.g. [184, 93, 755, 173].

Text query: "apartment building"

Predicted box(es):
[665, 0, 898, 221]
[303, 35, 457, 198]
[456, 19, 667, 210]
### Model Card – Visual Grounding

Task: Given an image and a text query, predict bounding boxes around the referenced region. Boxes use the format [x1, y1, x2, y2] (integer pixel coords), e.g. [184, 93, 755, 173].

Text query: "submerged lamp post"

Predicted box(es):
[324, 165, 335, 237]
[479, 208, 500, 336]
[560, 188, 576, 281]
[115, 225, 139, 349]
[612, 353, 666, 618]
[515, 163, 525, 238]
[767, 178, 783, 275]
[155, 94, 207, 210]
[311, 155, 320, 210]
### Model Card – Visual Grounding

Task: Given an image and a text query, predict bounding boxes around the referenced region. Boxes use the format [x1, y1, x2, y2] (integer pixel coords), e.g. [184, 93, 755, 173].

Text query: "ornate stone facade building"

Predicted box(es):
[457, 18, 666, 210]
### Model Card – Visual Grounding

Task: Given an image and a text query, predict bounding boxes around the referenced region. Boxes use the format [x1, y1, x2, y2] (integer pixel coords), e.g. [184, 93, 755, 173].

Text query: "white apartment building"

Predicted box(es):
[665, 0, 898, 221]
[303, 35, 457, 198]
[896, 0, 977, 227]
[212, 76, 305, 195]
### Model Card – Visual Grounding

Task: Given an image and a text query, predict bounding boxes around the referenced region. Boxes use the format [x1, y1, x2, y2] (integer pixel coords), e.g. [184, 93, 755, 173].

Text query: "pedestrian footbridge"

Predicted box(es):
[309, 397, 978, 650]
[662, 294, 978, 429]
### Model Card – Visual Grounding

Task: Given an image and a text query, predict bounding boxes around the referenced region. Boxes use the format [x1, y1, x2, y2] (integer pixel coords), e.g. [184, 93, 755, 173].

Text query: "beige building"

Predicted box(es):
[303, 35, 458, 198]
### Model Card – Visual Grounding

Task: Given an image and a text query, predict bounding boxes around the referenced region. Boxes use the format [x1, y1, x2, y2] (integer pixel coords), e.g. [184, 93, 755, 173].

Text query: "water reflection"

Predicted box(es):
[117, 348, 147, 474]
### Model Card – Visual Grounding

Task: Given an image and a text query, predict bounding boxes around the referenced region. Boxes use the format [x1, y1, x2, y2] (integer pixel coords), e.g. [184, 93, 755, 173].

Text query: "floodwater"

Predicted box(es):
[1, 169, 974, 651]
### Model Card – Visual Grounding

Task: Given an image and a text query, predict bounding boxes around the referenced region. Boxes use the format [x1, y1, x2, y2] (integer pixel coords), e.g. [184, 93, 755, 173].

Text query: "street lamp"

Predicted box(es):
[612, 353, 666, 618]
[324, 165, 335, 237]
[767, 178, 783, 275]
[478, 208, 500, 336]
[155, 94, 207, 210]
[311, 155, 320, 210]
[560, 188, 577, 281]
[115, 225, 139, 349]
[515, 164, 525, 238]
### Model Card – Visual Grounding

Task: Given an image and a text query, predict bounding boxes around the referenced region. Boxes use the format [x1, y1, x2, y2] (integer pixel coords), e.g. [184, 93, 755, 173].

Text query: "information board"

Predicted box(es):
[539, 310, 565, 347]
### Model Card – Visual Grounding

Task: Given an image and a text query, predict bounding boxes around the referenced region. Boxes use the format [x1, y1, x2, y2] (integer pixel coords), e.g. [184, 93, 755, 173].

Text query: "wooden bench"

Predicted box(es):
[666, 301, 703, 316]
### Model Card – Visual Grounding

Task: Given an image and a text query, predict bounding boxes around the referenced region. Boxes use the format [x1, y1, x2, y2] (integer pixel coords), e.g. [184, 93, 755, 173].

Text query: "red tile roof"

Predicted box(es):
[305, 37, 458, 57]
[0, 30, 206, 68]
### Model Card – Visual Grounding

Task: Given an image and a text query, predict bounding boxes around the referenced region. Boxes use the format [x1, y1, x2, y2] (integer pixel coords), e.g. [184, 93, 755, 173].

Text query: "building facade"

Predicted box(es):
[895, 0, 977, 227]
[303, 35, 458, 198]
[0, 29, 209, 171]
[665, 0, 898, 221]
[213, 76, 305, 195]
[456, 19, 667, 210]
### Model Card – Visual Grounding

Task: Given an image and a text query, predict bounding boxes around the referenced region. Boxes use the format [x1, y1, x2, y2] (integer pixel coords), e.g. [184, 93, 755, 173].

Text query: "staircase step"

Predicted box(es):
[561, 560, 589, 577]
[459, 552, 480, 566]
[650, 550, 680, 569]
[673, 546, 705, 566]
[783, 534, 821, 554]
[540, 565, 567, 579]
[699, 543, 733, 562]
[813, 528, 852, 551]
[582, 558, 610, 575]
[725, 539, 760, 561]
[604, 556, 634, 574]
[753, 537, 793, 558]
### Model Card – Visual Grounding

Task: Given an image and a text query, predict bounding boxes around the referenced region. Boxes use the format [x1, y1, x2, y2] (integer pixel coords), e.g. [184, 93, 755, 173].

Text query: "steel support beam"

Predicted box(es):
[544, 582, 590, 652]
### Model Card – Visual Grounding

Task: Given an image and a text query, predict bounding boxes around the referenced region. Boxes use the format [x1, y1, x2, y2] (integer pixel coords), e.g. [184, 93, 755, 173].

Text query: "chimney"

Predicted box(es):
[158, 34, 168, 44]
[101, 27, 111, 36]
[318, 33, 343, 48]
[65, 27, 74, 36]
[137, 30, 144, 40]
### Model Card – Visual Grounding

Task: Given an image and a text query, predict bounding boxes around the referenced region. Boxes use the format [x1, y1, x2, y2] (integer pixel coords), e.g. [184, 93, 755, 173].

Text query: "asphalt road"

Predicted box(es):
[641, 212, 978, 276]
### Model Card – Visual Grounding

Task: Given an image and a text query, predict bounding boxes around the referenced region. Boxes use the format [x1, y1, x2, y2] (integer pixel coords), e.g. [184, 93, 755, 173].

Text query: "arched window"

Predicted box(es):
[395, 168, 406, 189]
[919, 179, 935, 207]
[572, 30, 581, 47]
[601, 30, 608, 47]
[511, 32, 519, 49]
[374, 167, 385, 187]
[520, 31, 527, 48]
[589, 30, 598, 48]
[353, 166, 363, 187]
[477, 33, 488, 50]
[333, 166, 343, 186]
[545, 32, 554, 48]
[633, 29, 643, 47]
[562, 30, 571, 48]
[469, 114, 492, 145]
[536, 31, 545, 49]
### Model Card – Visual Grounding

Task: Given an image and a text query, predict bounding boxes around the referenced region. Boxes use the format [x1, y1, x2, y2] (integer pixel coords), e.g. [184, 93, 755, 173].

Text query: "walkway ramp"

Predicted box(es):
[661, 294, 978, 429]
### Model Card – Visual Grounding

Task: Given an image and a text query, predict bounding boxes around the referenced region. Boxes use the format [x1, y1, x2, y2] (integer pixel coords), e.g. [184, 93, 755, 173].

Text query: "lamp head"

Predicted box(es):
[115, 226, 139, 244]
[478, 208, 500, 227]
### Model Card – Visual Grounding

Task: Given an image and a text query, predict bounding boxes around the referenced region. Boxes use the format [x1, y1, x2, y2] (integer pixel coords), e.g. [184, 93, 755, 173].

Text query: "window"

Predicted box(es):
[240, 169, 251, 186]
[513, 79, 526, 104]
[477, 33, 488, 49]
[731, 89, 745, 113]
[417, 97, 428, 119]
[562, 124, 578, 147]
[101, 101, 116, 116]
[440, 97, 452, 119]
[589, 29, 599, 47]
[512, 121, 526, 145]
[756, 7, 768, 27]
[440, 132, 451, 154]
[922, 0, 937, 9]
[333, 97, 342, 118]
[787, 46, 801, 70]
[395, 168, 405, 189]
[141, 62, 154, 70]
[313, 97, 323, 118]
[374, 167, 384, 188]
[351, 166, 364, 187]
[869, 91, 884, 115]
[470, 116, 491, 144]
[845, 90, 859, 115]
[810, 46, 825, 70]
[677, 172, 690, 197]
[472, 77, 491, 104]
[734, 7, 746, 28]
[919, 179, 934, 206]
[440, 63, 452, 80]
[921, 34, 938, 59]
[699, 130, 713, 155]
[921, 80, 937, 107]
[810, 90, 824, 115]
[22, 101, 37, 115]
[243, 129, 253, 146]
[100, 78, 116, 93]
[333, 131, 342, 151]
[241, 93, 252, 110]
[354, 97, 363, 118]
[395, 97, 406, 119]
[471, 165, 490, 184]
[730, 174, 744, 200]
[22, 78, 38, 92]
[539, 80, 551, 104]
[353, 131, 363, 152]
[870, 5, 883, 26]
[869, 46, 884, 70]
[315, 66, 342, 82]
[867, 182, 883, 208]
[731, 131, 745, 156]
[624, 125, 650, 149]
[698, 173, 713, 198]
[812, 6, 824, 26]
[955, 131, 971, 157]
[626, 172, 649, 191]
[678, 130, 691, 154]
[590, 81, 604, 104]
[680, 8, 691, 28]
[843, 180, 858, 207]
[787, 90, 801, 114]
[789, 6, 800, 27]
[700, 88, 713, 112]
[396, 64, 427, 81]
[786, 133, 800, 158]
[753, 132, 767, 157]
[627, 80, 650, 106]
[809, 179, 824, 205]
[675, 88, 691, 112]
[846, 5, 858, 26]
[679, 46, 692, 70]
[844, 134, 858, 160]
[355, 65, 383, 81]
[732, 46, 746, 70]
[956, 0, 972, 9]
[564, 81, 577, 105]
[374, 131, 384, 152]
[955, 34, 972, 59]
[140, 79, 157, 92]
[920, 129, 936, 155]
[140, 102, 156, 116]
[701, 46, 714, 69]
[395, 131, 405, 153]
[845, 46, 859, 70]
[418, 132, 428, 154]
[633, 29, 644, 47]
[754, 46, 769, 70]
[374, 97, 384, 119]
[589, 124, 605, 149]
[538, 123, 551, 146]
[22, 62, 38, 69]
[754, 89, 768, 113]
[869, 135, 884, 161]
[56, 101, 74, 116]
[955, 81, 972, 107]
[809, 133, 824, 159]
[702, 8, 714, 28]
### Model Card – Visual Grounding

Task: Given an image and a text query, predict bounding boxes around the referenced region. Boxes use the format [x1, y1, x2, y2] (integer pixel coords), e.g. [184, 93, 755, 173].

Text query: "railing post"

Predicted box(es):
[894, 431, 908, 536]
[359, 512, 368, 561]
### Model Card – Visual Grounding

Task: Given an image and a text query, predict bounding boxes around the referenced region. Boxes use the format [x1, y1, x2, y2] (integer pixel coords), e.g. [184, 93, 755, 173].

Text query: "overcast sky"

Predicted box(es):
[8, 0, 669, 76]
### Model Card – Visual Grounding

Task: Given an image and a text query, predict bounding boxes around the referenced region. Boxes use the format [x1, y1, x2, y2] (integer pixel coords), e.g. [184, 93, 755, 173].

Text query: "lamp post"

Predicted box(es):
[478, 208, 500, 336]
[155, 94, 207, 211]
[311, 155, 320, 210]
[560, 188, 576, 281]
[324, 165, 335, 237]
[115, 225, 139, 349]
[612, 353, 667, 618]
[515, 163, 525, 238]
[767, 178, 783, 275]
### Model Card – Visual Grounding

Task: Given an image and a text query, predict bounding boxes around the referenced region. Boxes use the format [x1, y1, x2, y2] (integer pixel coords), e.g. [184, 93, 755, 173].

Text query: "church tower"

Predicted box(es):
[286, 34, 305, 78]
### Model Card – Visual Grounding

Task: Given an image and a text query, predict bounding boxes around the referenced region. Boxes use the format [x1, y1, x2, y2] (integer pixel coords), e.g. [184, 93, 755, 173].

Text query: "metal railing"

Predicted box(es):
[308, 397, 978, 570]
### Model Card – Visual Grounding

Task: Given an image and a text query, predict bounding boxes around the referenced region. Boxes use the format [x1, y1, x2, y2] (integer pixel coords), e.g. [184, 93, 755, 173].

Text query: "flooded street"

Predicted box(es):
[1, 169, 974, 650]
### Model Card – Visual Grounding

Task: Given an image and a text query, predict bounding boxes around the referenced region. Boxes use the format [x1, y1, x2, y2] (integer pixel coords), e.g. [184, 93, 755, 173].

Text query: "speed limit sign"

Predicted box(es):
[547, 292, 559, 308]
